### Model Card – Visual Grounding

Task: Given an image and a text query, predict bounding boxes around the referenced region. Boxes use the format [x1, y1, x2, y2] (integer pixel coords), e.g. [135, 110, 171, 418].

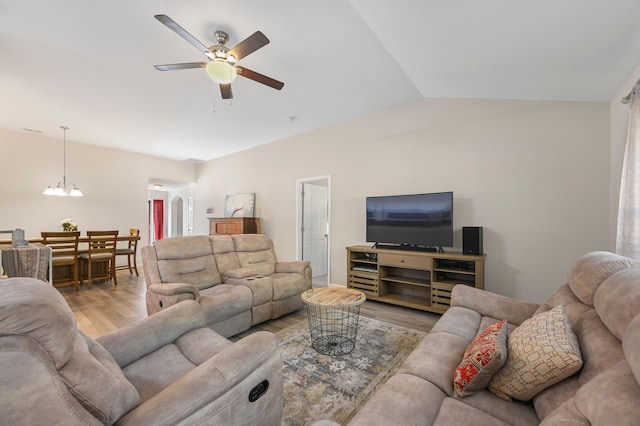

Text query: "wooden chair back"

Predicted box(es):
[115, 228, 140, 276]
[41, 231, 80, 261]
[86, 231, 118, 260]
[41, 231, 81, 290]
[128, 228, 140, 250]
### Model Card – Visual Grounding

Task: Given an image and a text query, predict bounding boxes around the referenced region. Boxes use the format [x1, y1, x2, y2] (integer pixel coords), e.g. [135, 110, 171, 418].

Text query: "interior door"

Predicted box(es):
[302, 182, 328, 277]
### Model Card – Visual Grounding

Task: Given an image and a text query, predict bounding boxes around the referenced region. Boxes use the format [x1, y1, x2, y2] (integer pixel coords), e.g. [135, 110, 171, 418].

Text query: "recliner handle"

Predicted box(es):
[248, 380, 269, 402]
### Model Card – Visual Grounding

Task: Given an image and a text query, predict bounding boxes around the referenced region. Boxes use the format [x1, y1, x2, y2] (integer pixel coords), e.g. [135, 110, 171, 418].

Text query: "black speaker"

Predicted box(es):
[462, 227, 483, 255]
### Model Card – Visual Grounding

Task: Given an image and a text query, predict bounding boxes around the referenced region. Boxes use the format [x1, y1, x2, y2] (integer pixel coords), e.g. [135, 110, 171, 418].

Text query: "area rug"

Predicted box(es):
[278, 316, 428, 425]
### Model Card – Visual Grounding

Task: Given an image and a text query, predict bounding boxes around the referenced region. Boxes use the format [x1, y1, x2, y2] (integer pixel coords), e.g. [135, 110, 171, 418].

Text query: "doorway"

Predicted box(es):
[296, 176, 330, 287]
[170, 196, 184, 237]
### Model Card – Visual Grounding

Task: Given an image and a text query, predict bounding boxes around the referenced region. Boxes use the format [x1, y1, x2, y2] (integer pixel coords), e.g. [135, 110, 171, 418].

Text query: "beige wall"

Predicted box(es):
[195, 99, 610, 303]
[1, 94, 627, 305]
[0, 128, 195, 247]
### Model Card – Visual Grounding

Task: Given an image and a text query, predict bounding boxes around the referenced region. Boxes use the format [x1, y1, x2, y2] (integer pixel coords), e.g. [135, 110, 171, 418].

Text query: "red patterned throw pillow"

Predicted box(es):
[454, 319, 508, 397]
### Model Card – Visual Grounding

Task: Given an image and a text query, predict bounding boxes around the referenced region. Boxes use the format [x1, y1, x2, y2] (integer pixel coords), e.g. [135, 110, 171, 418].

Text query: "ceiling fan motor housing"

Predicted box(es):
[153, 15, 284, 99]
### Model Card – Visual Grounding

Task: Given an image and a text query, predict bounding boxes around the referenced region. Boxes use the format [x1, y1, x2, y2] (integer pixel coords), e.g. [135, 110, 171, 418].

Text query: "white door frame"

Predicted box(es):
[296, 175, 331, 286]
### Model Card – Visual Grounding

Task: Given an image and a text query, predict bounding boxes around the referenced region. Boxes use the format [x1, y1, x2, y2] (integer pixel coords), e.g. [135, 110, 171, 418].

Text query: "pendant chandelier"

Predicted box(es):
[43, 126, 83, 197]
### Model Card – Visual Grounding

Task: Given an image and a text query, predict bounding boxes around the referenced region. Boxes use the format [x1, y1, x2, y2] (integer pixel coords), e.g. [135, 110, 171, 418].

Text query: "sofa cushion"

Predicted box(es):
[157, 255, 222, 290]
[199, 284, 253, 324]
[568, 251, 637, 307]
[573, 360, 640, 424]
[154, 235, 212, 260]
[0, 280, 77, 369]
[231, 234, 272, 251]
[534, 283, 592, 326]
[488, 305, 583, 401]
[453, 389, 540, 425]
[454, 319, 508, 397]
[0, 281, 140, 424]
[533, 375, 580, 421]
[348, 373, 446, 426]
[122, 341, 203, 403]
[573, 309, 625, 385]
[236, 249, 277, 276]
[594, 266, 640, 340]
[433, 398, 511, 426]
[209, 235, 236, 253]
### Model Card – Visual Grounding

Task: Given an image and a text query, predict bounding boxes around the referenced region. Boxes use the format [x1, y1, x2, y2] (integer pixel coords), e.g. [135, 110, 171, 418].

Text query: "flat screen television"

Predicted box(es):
[366, 191, 453, 249]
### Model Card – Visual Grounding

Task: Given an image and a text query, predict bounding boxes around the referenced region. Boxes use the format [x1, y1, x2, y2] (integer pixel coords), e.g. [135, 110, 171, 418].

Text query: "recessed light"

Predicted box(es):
[284, 115, 297, 123]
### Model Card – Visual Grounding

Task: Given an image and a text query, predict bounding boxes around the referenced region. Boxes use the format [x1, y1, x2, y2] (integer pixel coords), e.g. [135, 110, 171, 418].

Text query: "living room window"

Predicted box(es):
[616, 80, 640, 259]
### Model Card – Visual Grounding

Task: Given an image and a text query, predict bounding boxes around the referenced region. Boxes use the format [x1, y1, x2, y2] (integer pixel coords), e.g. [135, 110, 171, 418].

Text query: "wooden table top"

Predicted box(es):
[0, 235, 139, 244]
[302, 287, 366, 307]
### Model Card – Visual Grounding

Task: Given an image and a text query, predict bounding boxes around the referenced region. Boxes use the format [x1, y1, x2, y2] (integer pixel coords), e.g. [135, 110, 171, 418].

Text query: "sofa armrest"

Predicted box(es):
[275, 260, 310, 275]
[97, 300, 208, 368]
[147, 282, 199, 298]
[116, 331, 283, 426]
[223, 267, 259, 279]
[145, 283, 200, 315]
[451, 285, 540, 326]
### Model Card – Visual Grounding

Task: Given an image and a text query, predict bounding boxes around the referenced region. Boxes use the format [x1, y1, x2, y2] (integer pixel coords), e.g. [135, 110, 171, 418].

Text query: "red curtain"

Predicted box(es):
[153, 199, 164, 241]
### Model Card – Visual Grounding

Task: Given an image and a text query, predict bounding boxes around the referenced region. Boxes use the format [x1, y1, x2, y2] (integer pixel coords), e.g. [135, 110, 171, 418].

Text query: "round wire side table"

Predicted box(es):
[301, 287, 366, 356]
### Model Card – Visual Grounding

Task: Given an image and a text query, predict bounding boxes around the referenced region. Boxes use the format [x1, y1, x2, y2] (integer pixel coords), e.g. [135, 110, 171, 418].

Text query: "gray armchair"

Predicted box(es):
[0, 278, 283, 425]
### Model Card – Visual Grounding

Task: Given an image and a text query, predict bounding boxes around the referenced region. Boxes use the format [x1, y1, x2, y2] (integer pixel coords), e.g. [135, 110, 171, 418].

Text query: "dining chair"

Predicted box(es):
[115, 228, 140, 276]
[79, 230, 118, 286]
[41, 231, 81, 291]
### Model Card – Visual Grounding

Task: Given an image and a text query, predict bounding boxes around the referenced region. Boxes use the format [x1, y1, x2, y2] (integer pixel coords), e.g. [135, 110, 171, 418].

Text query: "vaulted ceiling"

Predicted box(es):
[2, 0, 639, 161]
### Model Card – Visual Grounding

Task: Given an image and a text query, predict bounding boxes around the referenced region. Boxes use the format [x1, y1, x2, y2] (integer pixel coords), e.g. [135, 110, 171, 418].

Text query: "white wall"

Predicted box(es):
[0, 128, 195, 254]
[195, 98, 610, 303]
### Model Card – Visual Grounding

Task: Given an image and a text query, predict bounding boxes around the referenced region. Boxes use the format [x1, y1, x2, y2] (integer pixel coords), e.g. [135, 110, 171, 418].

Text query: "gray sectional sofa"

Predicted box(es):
[0, 278, 284, 425]
[141, 234, 312, 337]
[322, 251, 640, 425]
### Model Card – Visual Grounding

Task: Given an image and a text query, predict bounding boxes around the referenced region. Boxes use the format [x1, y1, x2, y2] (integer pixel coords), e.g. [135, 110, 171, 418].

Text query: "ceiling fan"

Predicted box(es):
[153, 14, 284, 99]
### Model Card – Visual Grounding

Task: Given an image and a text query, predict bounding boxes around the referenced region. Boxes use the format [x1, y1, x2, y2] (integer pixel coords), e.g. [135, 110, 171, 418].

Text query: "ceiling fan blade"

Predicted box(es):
[155, 14, 213, 59]
[220, 83, 233, 99]
[236, 66, 284, 90]
[154, 62, 207, 71]
[227, 31, 269, 61]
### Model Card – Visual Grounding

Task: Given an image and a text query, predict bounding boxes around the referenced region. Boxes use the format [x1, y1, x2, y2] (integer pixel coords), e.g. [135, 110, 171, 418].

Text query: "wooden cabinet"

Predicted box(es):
[208, 218, 261, 235]
[346, 245, 484, 314]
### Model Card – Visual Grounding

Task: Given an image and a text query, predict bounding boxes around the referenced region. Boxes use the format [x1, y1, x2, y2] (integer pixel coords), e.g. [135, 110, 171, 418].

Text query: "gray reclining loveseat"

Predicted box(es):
[142, 234, 312, 337]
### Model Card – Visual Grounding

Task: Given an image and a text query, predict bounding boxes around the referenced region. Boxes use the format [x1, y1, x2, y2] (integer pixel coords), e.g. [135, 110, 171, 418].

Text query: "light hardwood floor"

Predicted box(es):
[58, 269, 440, 339]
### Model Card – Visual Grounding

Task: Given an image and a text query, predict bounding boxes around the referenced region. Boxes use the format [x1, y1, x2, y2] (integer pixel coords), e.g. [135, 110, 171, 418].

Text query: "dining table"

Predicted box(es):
[0, 234, 141, 285]
[0, 242, 52, 283]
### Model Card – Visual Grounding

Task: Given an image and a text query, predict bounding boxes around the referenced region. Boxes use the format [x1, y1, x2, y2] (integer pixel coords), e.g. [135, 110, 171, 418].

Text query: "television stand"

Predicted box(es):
[373, 243, 439, 252]
[347, 245, 485, 314]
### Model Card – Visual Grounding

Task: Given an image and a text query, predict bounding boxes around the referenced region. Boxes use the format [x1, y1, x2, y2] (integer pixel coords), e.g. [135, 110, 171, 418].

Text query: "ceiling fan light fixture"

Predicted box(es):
[206, 60, 237, 84]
